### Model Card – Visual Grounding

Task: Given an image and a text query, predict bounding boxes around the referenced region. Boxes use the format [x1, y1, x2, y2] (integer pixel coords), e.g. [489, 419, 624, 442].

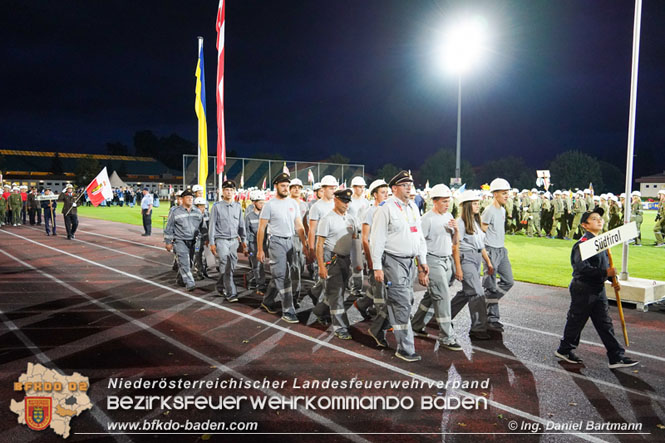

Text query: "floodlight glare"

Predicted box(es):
[441, 16, 487, 74]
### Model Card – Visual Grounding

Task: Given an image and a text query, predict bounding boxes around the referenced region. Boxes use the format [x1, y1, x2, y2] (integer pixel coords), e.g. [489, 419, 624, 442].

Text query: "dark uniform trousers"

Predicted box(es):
[142, 209, 152, 235]
[64, 214, 78, 238]
[558, 280, 624, 362]
[323, 251, 352, 331]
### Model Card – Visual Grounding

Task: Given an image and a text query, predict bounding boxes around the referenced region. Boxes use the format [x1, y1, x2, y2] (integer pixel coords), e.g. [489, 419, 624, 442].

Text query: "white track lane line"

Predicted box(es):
[0, 247, 367, 442]
[50, 227, 665, 364]
[1, 230, 612, 442]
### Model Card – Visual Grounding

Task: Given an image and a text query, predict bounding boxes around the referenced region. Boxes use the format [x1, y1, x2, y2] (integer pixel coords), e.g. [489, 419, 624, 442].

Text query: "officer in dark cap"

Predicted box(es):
[164, 189, 205, 291]
[370, 170, 429, 362]
[256, 172, 309, 323]
[314, 188, 361, 339]
[555, 207, 639, 369]
[209, 179, 246, 301]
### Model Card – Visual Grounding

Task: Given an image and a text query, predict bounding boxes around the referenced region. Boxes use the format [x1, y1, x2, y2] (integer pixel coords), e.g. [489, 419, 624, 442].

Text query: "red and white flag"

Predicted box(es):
[262, 177, 266, 190]
[283, 162, 289, 174]
[215, 0, 226, 174]
[307, 169, 314, 184]
[85, 167, 113, 207]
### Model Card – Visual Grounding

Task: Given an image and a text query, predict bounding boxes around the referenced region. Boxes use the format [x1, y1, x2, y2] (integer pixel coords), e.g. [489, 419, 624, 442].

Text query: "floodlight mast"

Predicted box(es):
[442, 17, 487, 182]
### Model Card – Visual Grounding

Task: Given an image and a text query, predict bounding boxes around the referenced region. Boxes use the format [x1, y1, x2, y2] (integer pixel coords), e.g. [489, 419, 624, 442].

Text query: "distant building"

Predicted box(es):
[0, 149, 184, 195]
[636, 170, 665, 198]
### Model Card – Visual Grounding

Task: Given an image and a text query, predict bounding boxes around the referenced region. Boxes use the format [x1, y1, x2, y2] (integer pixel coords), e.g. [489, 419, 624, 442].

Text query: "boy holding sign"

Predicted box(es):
[555, 207, 639, 369]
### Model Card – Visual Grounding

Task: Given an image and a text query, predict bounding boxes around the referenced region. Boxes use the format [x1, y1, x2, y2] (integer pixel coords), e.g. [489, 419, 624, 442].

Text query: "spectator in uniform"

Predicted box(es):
[140, 187, 153, 237]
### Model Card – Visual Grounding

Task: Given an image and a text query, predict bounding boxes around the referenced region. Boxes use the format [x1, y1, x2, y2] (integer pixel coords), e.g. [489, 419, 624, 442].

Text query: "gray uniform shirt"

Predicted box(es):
[164, 206, 204, 242]
[456, 217, 485, 251]
[259, 197, 299, 237]
[245, 209, 261, 244]
[209, 200, 245, 244]
[421, 210, 455, 257]
[317, 211, 359, 256]
[363, 205, 378, 226]
[481, 204, 506, 248]
[308, 199, 334, 222]
[348, 197, 370, 221]
[369, 196, 427, 270]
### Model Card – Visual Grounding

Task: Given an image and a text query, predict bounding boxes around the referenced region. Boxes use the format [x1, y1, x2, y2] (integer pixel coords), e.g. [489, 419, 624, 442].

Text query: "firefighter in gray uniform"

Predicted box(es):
[481, 178, 515, 332]
[289, 178, 308, 299]
[361, 179, 391, 347]
[245, 190, 267, 293]
[450, 190, 493, 340]
[164, 190, 205, 291]
[370, 170, 429, 362]
[347, 176, 370, 300]
[316, 188, 361, 340]
[411, 184, 462, 351]
[257, 172, 309, 324]
[209, 180, 246, 302]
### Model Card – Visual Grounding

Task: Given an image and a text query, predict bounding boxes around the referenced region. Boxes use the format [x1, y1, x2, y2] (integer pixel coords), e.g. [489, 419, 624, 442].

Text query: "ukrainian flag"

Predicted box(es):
[195, 41, 208, 194]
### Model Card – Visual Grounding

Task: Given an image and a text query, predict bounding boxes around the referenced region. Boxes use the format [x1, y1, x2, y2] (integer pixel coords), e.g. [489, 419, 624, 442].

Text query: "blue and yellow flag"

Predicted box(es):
[195, 40, 208, 194]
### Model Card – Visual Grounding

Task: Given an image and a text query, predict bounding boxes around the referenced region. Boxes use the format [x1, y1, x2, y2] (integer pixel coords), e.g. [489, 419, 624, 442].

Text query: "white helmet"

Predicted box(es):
[511, 188, 519, 193]
[65, 183, 73, 189]
[192, 184, 203, 192]
[289, 178, 303, 188]
[658, 189, 665, 195]
[459, 190, 481, 203]
[312, 182, 322, 191]
[368, 179, 388, 195]
[593, 195, 600, 201]
[489, 178, 511, 192]
[193, 197, 206, 205]
[553, 190, 561, 196]
[350, 176, 366, 187]
[620, 193, 626, 198]
[631, 190, 641, 197]
[250, 190, 265, 201]
[176, 190, 183, 197]
[584, 189, 591, 194]
[409, 186, 416, 196]
[430, 184, 452, 198]
[530, 188, 538, 193]
[320, 175, 338, 187]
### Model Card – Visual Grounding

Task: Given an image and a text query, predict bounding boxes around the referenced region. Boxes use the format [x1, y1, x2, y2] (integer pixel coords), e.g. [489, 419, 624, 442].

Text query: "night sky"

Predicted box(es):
[2, 0, 664, 175]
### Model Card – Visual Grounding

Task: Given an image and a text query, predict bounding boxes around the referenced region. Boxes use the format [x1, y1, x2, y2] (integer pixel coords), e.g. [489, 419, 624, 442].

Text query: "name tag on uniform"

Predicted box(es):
[410, 226, 418, 233]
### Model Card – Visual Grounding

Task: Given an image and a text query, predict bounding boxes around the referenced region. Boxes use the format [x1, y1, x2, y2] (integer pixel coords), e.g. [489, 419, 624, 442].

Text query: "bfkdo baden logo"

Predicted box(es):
[25, 397, 52, 431]
[10, 363, 92, 439]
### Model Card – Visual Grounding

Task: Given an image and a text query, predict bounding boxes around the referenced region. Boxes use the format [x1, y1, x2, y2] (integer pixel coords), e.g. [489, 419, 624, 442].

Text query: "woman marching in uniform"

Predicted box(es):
[450, 190, 494, 340]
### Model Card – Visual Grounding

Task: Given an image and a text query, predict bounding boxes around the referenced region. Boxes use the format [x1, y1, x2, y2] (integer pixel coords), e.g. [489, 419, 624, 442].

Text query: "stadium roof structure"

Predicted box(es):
[0, 149, 180, 179]
[636, 171, 665, 184]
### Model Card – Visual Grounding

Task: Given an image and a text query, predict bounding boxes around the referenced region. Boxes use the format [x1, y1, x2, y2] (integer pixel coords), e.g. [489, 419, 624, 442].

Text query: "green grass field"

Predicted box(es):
[505, 211, 664, 287]
[77, 202, 172, 228]
[77, 204, 663, 288]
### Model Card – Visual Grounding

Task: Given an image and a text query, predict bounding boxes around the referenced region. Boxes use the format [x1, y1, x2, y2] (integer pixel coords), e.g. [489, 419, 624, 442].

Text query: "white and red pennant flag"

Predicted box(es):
[85, 167, 113, 207]
[216, 0, 226, 175]
[307, 169, 314, 184]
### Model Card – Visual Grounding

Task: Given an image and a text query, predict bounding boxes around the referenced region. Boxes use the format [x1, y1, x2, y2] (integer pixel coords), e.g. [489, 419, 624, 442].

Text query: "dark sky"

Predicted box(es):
[2, 0, 664, 174]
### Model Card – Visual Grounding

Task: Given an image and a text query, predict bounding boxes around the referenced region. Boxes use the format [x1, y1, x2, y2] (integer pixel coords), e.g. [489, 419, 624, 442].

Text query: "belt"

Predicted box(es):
[332, 253, 350, 259]
[427, 253, 451, 260]
[384, 252, 415, 260]
[270, 235, 291, 240]
[460, 248, 483, 253]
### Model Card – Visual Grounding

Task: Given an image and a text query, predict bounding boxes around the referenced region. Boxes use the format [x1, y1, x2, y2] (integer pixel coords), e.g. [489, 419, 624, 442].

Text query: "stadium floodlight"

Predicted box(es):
[440, 16, 488, 75]
[437, 16, 488, 181]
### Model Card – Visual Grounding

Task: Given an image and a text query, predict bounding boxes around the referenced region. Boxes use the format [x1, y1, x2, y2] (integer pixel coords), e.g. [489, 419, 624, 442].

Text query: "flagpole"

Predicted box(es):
[620, 0, 642, 281]
[197, 37, 204, 196]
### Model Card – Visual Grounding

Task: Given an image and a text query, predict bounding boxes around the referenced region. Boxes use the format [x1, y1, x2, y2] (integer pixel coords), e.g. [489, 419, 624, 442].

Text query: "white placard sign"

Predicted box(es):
[579, 222, 638, 261]
[36, 194, 59, 201]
